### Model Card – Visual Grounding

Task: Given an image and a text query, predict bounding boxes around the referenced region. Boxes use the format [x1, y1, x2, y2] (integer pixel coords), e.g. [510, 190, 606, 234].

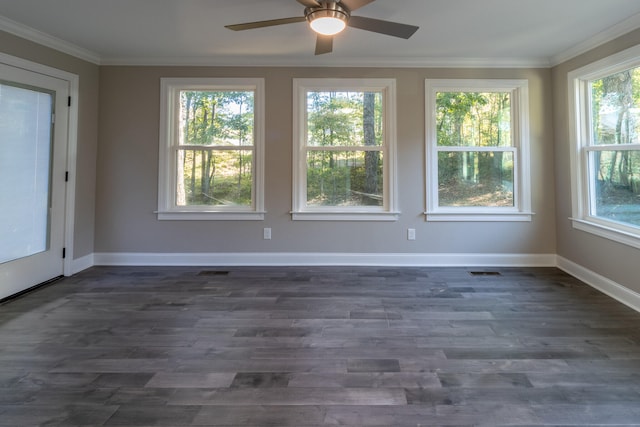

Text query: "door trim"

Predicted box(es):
[0, 52, 79, 276]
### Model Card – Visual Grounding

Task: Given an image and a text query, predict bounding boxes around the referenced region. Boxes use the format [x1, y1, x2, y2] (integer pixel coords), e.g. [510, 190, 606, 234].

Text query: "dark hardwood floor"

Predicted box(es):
[2, 266, 640, 426]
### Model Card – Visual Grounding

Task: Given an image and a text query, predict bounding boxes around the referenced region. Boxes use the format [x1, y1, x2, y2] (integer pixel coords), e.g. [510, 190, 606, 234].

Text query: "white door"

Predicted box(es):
[0, 63, 69, 300]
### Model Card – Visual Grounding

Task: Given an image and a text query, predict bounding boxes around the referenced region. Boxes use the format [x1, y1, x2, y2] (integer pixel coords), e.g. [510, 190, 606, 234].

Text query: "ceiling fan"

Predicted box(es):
[225, 0, 419, 55]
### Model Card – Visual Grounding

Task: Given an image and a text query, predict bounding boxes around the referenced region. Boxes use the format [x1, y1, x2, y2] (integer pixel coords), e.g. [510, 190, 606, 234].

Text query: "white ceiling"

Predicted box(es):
[1, 0, 640, 67]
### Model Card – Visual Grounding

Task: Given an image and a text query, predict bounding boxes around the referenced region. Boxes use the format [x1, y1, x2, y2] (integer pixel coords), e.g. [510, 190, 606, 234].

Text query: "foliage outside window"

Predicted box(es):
[425, 79, 532, 221]
[292, 79, 398, 221]
[569, 46, 640, 248]
[158, 78, 264, 220]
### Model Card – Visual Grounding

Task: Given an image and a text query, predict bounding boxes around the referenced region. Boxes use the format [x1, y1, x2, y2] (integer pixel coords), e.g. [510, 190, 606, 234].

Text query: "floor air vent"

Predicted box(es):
[197, 270, 230, 276]
[469, 271, 501, 276]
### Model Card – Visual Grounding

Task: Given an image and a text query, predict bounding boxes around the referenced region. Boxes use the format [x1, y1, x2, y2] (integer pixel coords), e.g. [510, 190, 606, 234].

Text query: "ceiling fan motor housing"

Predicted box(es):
[305, 1, 351, 24]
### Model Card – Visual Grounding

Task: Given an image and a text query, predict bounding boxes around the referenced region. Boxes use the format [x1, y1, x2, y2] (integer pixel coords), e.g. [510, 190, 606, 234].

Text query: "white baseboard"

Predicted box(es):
[93, 252, 557, 267]
[80, 252, 640, 314]
[557, 256, 640, 313]
[70, 253, 94, 275]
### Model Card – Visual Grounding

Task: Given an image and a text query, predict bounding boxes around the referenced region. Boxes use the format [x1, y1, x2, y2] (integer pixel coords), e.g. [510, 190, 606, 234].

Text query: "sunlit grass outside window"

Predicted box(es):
[438, 151, 514, 207]
[177, 150, 253, 206]
[306, 151, 383, 207]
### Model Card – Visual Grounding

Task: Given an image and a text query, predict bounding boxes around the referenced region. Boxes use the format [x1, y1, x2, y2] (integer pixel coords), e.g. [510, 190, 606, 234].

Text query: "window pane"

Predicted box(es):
[177, 149, 253, 207]
[0, 84, 52, 264]
[590, 68, 640, 146]
[307, 150, 383, 207]
[438, 151, 514, 207]
[436, 92, 511, 147]
[306, 91, 383, 147]
[589, 150, 640, 227]
[179, 91, 254, 147]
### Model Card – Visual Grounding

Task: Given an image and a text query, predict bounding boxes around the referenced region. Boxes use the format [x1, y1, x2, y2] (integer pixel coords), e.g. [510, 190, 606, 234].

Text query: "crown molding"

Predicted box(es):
[551, 12, 640, 67]
[0, 15, 101, 65]
[100, 55, 550, 68]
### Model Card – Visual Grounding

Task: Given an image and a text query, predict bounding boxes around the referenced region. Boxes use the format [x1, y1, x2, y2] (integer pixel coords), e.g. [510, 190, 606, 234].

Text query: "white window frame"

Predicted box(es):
[568, 44, 640, 249]
[158, 77, 265, 221]
[425, 79, 532, 222]
[292, 78, 399, 221]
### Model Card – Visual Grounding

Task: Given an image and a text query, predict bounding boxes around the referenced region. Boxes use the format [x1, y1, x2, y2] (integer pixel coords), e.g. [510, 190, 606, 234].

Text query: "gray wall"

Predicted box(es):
[0, 30, 100, 261]
[552, 28, 640, 293]
[95, 66, 556, 255]
[2, 25, 638, 299]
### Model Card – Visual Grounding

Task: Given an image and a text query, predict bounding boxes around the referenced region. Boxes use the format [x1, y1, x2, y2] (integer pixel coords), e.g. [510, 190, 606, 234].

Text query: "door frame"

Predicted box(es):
[0, 52, 79, 277]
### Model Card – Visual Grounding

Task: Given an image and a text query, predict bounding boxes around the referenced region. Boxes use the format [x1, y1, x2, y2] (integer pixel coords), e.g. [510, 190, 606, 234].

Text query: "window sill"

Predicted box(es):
[291, 211, 400, 221]
[157, 211, 265, 221]
[571, 217, 640, 250]
[425, 211, 534, 222]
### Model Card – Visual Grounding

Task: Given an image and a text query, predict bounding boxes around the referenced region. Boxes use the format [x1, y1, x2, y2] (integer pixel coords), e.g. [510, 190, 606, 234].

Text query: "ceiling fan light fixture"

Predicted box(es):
[306, 5, 349, 36]
[310, 16, 346, 35]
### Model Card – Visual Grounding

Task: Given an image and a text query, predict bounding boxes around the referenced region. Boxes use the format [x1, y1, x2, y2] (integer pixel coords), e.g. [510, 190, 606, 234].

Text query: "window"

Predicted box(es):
[292, 79, 399, 221]
[569, 45, 640, 248]
[425, 79, 532, 221]
[158, 78, 264, 220]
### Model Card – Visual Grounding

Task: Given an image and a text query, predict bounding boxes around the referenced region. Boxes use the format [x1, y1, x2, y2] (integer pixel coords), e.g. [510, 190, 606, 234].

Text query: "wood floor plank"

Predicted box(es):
[1, 266, 640, 426]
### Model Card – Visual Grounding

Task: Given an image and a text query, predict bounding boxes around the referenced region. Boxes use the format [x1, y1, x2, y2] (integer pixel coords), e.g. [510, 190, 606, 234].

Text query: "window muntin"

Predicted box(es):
[426, 80, 531, 221]
[292, 79, 398, 221]
[158, 78, 264, 220]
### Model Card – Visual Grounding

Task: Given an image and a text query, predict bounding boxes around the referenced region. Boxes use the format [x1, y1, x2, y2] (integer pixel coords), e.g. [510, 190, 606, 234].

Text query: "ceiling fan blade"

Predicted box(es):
[347, 15, 419, 39]
[225, 16, 306, 31]
[316, 34, 333, 55]
[297, 0, 320, 7]
[339, 0, 375, 12]
[315, 34, 334, 55]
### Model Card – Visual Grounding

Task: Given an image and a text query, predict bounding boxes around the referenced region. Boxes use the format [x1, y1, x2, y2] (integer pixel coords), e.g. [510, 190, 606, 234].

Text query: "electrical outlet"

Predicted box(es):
[263, 227, 272, 240]
[407, 228, 416, 241]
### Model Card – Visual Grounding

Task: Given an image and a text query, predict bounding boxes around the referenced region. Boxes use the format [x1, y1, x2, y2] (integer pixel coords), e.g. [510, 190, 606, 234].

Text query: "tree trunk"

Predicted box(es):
[604, 71, 633, 184]
[363, 92, 379, 198]
[200, 152, 207, 201]
[620, 151, 630, 187]
[190, 100, 198, 202]
[207, 152, 215, 199]
[190, 151, 196, 203]
[176, 93, 191, 206]
[238, 101, 244, 192]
